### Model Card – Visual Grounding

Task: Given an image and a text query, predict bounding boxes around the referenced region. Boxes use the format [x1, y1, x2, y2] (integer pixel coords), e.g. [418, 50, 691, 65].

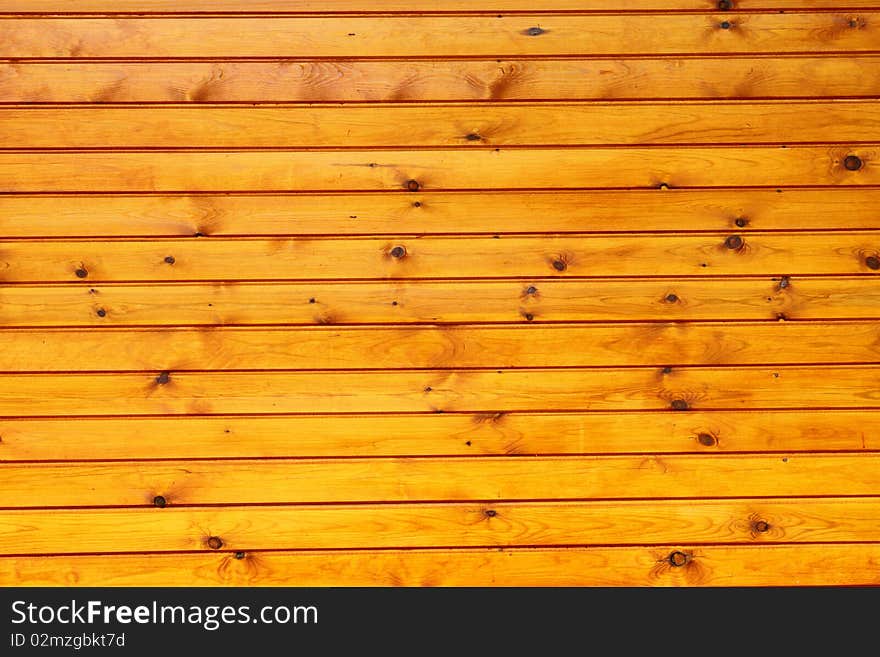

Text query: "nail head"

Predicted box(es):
[390, 245, 407, 259]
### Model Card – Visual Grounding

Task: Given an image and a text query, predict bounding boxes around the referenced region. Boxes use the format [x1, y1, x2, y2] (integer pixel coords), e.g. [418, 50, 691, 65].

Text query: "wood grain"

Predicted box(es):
[2, 147, 877, 192]
[0, 1, 871, 13]
[2, 234, 878, 282]
[6, 101, 880, 148]
[1, 409, 876, 461]
[2, 277, 880, 326]
[3, 14, 877, 58]
[2, 544, 878, 587]
[2, 498, 878, 554]
[1, 189, 878, 237]
[3, 57, 876, 102]
[0, 366, 876, 416]
[1, 322, 879, 371]
[3, 454, 879, 507]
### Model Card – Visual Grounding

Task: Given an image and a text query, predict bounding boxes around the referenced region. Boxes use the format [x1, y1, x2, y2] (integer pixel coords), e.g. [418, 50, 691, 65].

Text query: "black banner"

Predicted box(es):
[0, 587, 873, 652]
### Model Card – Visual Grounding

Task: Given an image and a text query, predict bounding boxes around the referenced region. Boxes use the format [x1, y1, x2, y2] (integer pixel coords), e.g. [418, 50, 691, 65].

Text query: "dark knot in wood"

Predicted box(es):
[844, 155, 863, 171]
[668, 551, 690, 567]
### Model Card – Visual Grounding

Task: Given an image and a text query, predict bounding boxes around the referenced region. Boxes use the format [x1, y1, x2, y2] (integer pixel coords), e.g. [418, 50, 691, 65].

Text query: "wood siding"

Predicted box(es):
[0, 1, 878, 587]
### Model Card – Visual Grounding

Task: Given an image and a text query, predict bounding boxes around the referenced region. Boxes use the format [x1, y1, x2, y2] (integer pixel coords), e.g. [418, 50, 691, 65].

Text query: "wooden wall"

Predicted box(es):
[0, 0, 878, 586]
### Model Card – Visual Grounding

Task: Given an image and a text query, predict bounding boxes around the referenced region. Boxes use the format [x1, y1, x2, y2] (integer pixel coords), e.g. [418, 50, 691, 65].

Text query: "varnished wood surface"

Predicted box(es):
[2, 410, 876, 461]
[1, 277, 879, 326]
[2, 322, 880, 371]
[1, 1, 876, 587]
[3, 498, 880, 554]
[4, 57, 877, 103]
[1, 1, 874, 13]
[4, 14, 878, 58]
[1, 189, 878, 237]
[6, 102, 880, 148]
[2, 544, 878, 587]
[2, 147, 877, 192]
[1, 233, 878, 282]
[3, 454, 880, 507]
[0, 366, 877, 416]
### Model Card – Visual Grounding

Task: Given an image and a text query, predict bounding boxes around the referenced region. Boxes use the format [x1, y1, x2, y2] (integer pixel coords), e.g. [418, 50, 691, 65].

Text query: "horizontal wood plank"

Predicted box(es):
[2, 544, 878, 587]
[1, 322, 879, 371]
[3, 14, 877, 59]
[0, 1, 871, 13]
[3, 57, 876, 102]
[2, 277, 880, 326]
[3, 454, 879, 507]
[1, 234, 878, 282]
[5, 101, 879, 148]
[1, 498, 878, 554]
[0, 366, 876, 416]
[2, 147, 877, 192]
[1, 409, 876, 460]
[1, 189, 878, 237]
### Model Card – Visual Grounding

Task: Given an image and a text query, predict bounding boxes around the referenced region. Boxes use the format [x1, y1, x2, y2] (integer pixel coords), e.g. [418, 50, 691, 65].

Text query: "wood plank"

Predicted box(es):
[0, 366, 876, 416]
[3, 454, 879, 507]
[1, 498, 878, 554]
[2, 544, 878, 587]
[2, 234, 879, 282]
[3, 277, 880, 326]
[2, 57, 875, 102]
[1, 322, 879, 371]
[5, 101, 879, 149]
[3, 147, 878, 192]
[1, 189, 877, 237]
[2, 409, 876, 461]
[0, 1, 872, 13]
[3, 14, 877, 59]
